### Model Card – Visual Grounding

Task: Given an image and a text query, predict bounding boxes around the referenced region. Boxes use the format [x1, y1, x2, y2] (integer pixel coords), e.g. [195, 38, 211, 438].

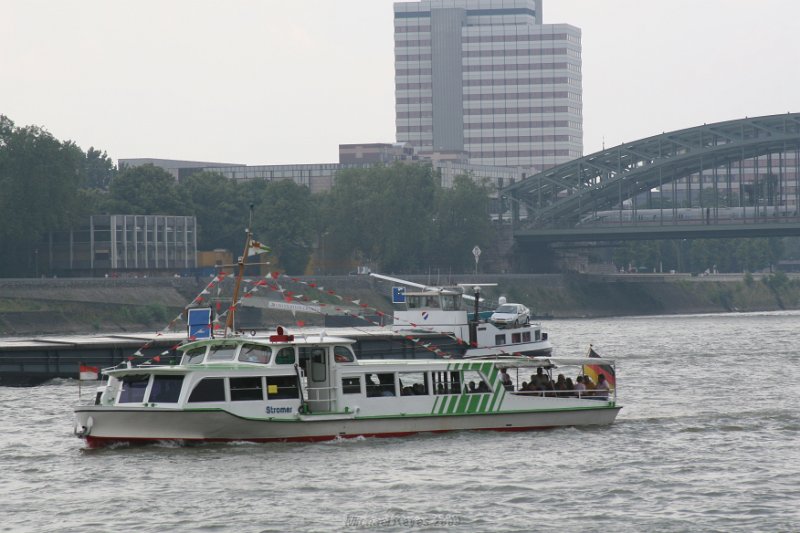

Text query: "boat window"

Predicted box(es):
[238, 344, 271, 364]
[188, 378, 225, 402]
[149, 375, 184, 403]
[525, 331, 533, 342]
[118, 375, 150, 403]
[512, 333, 521, 343]
[431, 370, 461, 395]
[495, 334, 506, 345]
[334, 346, 355, 363]
[230, 377, 264, 401]
[399, 372, 428, 396]
[275, 347, 296, 365]
[365, 373, 396, 397]
[310, 347, 327, 382]
[441, 294, 461, 311]
[406, 295, 422, 309]
[207, 343, 238, 361]
[342, 376, 361, 394]
[463, 370, 491, 394]
[267, 375, 299, 400]
[183, 346, 206, 365]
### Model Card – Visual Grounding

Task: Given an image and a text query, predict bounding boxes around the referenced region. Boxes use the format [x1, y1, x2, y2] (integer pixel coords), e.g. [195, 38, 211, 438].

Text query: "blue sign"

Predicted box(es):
[188, 307, 213, 339]
[392, 286, 406, 304]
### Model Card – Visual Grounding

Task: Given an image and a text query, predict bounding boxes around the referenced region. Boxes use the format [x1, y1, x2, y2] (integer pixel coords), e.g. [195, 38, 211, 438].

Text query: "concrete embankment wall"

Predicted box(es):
[0, 273, 797, 336]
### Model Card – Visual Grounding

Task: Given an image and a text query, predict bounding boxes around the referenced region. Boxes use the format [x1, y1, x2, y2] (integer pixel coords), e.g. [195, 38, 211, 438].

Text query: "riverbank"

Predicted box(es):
[0, 273, 797, 336]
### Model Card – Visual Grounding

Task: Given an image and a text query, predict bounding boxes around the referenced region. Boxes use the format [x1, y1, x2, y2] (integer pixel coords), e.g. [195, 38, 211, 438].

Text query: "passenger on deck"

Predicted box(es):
[468, 381, 478, 394]
[574, 375, 586, 398]
[500, 368, 513, 391]
[413, 383, 425, 395]
[477, 380, 490, 393]
[583, 375, 596, 394]
[565, 377, 575, 397]
[594, 374, 610, 400]
[554, 374, 567, 396]
[531, 367, 549, 391]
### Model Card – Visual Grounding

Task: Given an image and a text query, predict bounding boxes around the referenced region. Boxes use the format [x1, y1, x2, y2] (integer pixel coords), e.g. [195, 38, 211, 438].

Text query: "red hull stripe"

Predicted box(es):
[84, 426, 557, 448]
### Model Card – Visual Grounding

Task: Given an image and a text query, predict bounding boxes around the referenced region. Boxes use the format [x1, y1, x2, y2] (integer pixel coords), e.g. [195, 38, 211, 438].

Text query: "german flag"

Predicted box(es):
[583, 345, 615, 388]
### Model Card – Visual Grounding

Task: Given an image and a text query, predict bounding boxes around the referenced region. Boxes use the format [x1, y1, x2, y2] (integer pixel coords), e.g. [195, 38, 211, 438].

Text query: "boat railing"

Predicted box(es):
[305, 385, 338, 402]
[511, 388, 616, 402]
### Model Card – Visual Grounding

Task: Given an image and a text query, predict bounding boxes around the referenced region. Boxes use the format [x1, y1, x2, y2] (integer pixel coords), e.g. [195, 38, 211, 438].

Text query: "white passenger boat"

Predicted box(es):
[74, 330, 620, 447]
[73, 225, 618, 447]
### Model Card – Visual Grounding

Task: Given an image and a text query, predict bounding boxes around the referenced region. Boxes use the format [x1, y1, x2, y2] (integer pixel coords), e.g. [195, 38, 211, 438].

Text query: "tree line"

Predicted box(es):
[0, 115, 794, 277]
[0, 116, 493, 276]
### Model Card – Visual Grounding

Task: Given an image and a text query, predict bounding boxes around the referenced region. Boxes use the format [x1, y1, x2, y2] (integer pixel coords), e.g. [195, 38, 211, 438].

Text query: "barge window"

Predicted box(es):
[183, 346, 206, 365]
[342, 376, 361, 394]
[149, 375, 184, 403]
[495, 334, 506, 345]
[525, 331, 533, 342]
[118, 375, 150, 403]
[365, 373, 396, 397]
[275, 347, 296, 365]
[208, 343, 238, 361]
[230, 377, 264, 401]
[188, 378, 225, 402]
[512, 333, 521, 343]
[267, 375, 299, 399]
[399, 372, 428, 396]
[334, 346, 355, 363]
[238, 344, 271, 364]
[432, 371, 461, 395]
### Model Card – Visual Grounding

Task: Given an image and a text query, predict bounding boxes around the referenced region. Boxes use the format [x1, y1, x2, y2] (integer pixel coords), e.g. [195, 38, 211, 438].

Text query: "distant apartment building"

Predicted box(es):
[394, 0, 582, 172]
[48, 215, 197, 274]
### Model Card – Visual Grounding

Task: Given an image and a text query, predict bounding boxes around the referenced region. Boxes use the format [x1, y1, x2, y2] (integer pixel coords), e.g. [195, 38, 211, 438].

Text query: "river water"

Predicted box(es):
[1, 311, 799, 532]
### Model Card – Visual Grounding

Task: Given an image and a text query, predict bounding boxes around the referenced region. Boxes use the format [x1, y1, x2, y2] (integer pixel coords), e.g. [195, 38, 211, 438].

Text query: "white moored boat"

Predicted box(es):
[372, 274, 553, 358]
[74, 330, 620, 447]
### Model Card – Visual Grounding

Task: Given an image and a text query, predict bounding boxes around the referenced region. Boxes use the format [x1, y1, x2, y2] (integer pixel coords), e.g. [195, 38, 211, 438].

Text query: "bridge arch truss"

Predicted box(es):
[503, 113, 800, 232]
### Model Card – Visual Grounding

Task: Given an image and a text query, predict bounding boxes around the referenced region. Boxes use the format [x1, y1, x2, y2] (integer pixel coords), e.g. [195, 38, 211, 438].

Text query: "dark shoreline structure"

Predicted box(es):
[1, 273, 798, 385]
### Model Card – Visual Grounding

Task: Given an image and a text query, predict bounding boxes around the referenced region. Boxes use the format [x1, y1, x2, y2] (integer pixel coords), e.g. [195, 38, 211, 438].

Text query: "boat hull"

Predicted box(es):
[75, 405, 620, 448]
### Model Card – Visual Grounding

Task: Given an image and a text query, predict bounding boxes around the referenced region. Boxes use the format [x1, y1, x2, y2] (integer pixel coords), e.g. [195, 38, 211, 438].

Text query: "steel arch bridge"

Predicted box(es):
[503, 112, 800, 244]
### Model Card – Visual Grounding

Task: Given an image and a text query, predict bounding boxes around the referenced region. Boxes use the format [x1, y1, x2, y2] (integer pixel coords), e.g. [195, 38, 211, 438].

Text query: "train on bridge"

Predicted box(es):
[578, 206, 800, 227]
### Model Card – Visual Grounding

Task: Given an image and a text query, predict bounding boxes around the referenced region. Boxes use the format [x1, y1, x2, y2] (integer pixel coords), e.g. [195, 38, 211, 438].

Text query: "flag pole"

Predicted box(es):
[225, 205, 255, 336]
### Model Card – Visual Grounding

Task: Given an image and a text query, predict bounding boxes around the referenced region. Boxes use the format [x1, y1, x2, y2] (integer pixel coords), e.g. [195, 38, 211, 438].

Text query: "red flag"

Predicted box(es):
[79, 364, 99, 381]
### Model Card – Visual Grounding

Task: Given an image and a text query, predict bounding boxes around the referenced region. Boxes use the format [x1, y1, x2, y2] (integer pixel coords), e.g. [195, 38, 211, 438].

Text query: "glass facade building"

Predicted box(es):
[48, 215, 197, 274]
[394, 0, 582, 172]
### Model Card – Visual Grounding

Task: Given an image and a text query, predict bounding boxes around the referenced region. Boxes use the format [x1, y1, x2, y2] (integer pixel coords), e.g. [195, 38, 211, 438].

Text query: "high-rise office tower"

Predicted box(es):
[394, 0, 582, 172]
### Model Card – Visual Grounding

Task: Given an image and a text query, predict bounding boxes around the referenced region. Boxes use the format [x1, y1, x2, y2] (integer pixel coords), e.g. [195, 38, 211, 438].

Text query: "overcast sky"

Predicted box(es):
[2, 1, 798, 166]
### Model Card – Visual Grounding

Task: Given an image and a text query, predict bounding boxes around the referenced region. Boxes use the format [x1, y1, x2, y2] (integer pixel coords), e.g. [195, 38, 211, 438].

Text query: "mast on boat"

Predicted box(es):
[225, 205, 255, 336]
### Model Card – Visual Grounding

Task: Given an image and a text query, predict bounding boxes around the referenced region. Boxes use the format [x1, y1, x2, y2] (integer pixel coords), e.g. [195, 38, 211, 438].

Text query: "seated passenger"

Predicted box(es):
[564, 377, 576, 397]
[583, 375, 596, 395]
[468, 381, 478, 394]
[594, 374, 610, 400]
[477, 381, 490, 393]
[413, 383, 425, 395]
[574, 375, 586, 398]
[402, 386, 413, 396]
[553, 374, 567, 396]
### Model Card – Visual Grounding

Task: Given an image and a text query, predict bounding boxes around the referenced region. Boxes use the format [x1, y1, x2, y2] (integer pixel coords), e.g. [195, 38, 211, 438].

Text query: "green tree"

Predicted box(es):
[83, 147, 116, 190]
[108, 164, 184, 215]
[431, 174, 493, 272]
[252, 179, 314, 274]
[325, 163, 438, 272]
[0, 118, 85, 275]
[176, 171, 245, 251]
